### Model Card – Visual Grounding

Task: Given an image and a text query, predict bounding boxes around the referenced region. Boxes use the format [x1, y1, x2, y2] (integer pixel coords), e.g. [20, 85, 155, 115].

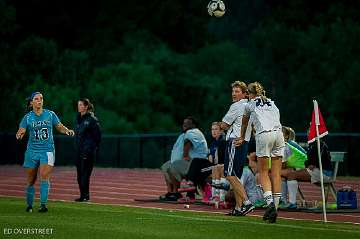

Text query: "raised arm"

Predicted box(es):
[55, 123, 75, 136]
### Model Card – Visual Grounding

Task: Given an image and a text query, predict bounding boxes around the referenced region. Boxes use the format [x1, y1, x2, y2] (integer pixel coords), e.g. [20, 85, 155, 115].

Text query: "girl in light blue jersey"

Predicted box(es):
[16, 92, 75, 213]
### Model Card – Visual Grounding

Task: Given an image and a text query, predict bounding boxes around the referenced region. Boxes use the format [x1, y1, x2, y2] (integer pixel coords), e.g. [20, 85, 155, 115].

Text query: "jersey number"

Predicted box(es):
[34, 128, 49, 140]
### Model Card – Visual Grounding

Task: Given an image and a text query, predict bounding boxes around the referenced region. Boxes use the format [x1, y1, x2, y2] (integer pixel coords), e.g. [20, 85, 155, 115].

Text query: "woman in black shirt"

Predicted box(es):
[74, 98, 101, 202]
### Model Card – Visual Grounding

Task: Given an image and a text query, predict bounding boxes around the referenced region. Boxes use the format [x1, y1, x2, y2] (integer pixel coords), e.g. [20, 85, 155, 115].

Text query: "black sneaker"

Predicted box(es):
[75, 196, 90, 202]
[38, 205, 48, 213]
[263, 202, 277, 223]
[159, 192, 179, 201]
[240, 203, 255, 216]
[26, 206, 33, 212]
[225, 208, 244, 216]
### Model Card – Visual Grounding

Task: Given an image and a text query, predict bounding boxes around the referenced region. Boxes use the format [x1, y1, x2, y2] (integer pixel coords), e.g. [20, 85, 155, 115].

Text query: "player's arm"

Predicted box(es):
[234, 114, 250, 147]
[55, 123, 75, 136]
[16, 128, 26, 140]
[240, 115, 250, 139]
[183, 139, 192, 161]
[219, 122, 230, 130]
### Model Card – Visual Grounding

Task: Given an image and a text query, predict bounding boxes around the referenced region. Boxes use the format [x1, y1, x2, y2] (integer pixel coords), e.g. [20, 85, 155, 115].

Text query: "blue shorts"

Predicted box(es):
[224, 139, 248, 179]
[23, 150, 55, 168]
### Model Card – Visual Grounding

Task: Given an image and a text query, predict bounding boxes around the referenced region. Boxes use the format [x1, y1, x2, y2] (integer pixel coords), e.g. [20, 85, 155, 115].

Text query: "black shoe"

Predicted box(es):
[26, 206, 33, 212]
[75, 197, 89, 202]
[263, 202, 277, 223]
[159, 192, 179, 201]
[38, 205, 48, 213]
[240, 203, 255, 216]
[226, 208, 244, 216]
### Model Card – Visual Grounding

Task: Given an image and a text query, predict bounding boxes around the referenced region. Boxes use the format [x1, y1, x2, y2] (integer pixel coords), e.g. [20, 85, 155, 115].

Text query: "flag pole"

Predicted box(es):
[313, 100, 327, 222]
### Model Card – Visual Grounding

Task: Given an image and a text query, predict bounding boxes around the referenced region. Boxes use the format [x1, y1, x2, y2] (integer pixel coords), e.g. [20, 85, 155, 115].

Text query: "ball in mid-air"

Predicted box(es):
[207, 0, 226, 18]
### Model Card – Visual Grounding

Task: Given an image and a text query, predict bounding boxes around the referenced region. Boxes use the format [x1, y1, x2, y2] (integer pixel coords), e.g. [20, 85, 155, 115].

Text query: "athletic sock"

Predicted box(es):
[273, 192, 282, 209]
[26, 185, 35, 207]
[244, 199, 252, 206]
[263, 191, 273, 206]
[287, 180, 298, 205]
[40, 180, 50, 205]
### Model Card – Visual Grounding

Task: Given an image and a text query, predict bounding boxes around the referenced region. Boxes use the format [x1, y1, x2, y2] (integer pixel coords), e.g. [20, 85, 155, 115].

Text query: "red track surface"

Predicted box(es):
[0, 165, 359, 224]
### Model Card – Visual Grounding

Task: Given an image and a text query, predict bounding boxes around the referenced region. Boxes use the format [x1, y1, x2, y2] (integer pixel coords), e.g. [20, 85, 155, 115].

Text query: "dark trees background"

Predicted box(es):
[1, 0, 359, 134]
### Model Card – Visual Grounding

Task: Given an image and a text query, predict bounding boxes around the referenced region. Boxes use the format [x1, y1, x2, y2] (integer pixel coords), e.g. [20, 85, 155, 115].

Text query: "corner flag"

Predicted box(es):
[308, 100, 329, 222]
[307, 101, 328, 144]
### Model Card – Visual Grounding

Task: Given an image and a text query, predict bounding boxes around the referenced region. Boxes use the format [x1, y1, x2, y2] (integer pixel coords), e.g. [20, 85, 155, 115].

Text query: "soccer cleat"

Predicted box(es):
[263, 202, 277, 223]
[226, 208, 244, 216]
[38, 205, 48, 213]
[26, 206, 33, 212]
[240, 203, 255, 216]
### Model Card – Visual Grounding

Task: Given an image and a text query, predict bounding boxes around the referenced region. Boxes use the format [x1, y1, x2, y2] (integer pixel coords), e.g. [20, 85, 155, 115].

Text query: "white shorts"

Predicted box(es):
[255, 130, 285, 158]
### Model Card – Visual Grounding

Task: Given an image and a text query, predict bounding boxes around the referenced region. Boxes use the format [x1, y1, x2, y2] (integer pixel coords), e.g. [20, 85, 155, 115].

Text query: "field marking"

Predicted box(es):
[137, 211, 360, 233]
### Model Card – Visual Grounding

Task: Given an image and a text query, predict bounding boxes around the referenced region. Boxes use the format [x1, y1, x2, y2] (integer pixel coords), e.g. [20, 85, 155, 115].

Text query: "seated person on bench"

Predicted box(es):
[284, 138, 333, 209]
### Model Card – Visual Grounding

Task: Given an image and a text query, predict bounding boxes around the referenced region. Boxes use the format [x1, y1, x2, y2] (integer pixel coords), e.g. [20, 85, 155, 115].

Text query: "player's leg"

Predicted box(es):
[23, 150, 39, 212]
[38, 151, 54, 212]
[25, 168, 38, 212]
[271, 130, 286, 209]
[270, 157, 282, 208]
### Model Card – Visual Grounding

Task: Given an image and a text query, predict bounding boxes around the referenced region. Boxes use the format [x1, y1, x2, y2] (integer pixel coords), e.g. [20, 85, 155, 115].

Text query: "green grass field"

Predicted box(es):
[0, 197, 359, 239]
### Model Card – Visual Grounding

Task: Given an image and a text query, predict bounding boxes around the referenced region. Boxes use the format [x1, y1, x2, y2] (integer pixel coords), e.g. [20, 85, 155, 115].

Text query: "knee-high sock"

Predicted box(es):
[40, 180, 50, 205]
[287, 180, 298, 204]
[273, 192, 282, 209]
[263, 191, 273, 205]
[281, 180, 288, 203]
[26, 185, 35, 207]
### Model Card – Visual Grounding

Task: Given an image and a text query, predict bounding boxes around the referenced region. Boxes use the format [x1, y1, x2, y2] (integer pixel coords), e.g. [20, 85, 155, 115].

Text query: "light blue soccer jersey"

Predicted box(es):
[20, 109, 60, 152]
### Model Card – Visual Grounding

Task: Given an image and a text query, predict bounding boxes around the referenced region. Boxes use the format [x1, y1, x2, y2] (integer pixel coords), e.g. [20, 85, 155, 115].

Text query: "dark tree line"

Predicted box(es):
[0, 0, 359, 134]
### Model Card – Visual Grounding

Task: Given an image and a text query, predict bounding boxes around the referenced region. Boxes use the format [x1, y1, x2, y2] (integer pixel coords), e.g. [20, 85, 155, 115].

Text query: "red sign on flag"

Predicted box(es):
[307, 102, 328, 143]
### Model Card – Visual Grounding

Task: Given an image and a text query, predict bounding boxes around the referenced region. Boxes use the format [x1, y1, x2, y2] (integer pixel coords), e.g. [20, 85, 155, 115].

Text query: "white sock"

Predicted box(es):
[287, 180, 298, 205]
[263, 191, 273, 205]
[244, 200, 252, 206]
[273, 192, 282, 209]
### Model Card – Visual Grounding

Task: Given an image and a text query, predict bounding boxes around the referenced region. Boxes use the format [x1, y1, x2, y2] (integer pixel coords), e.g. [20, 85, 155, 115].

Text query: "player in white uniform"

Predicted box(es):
[236, 82, 284, 223]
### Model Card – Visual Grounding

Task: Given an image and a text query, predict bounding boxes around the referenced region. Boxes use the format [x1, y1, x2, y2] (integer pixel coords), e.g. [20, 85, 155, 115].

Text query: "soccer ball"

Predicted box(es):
[207, 0, 226, 17]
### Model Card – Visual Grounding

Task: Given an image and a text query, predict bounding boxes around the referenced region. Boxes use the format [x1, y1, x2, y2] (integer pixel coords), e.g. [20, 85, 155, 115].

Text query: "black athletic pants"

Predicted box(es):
[186, 158, 213, 188]
[76, 150, 95, 199]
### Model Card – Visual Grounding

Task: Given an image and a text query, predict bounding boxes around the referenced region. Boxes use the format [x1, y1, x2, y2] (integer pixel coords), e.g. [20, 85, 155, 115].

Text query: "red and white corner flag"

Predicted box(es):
[308, 100, 328, 222]
[307, 101, 328, 144]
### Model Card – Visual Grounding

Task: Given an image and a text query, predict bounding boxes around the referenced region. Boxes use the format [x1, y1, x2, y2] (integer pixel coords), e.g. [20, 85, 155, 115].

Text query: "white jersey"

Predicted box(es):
[222, 99, 252, 141]
[244, 97, 282, 135]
